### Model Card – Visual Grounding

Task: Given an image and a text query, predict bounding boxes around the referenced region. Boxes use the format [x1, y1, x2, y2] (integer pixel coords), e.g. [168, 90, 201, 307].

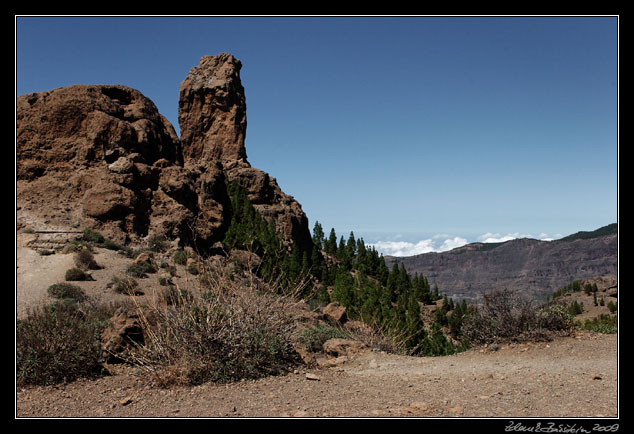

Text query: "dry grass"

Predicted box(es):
[119, 259, 307, 386]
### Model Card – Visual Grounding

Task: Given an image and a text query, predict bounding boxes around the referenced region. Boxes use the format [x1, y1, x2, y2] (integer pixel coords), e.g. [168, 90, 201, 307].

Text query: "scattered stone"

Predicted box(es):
[305, 373, 321, 381]
[119, 397, 133, 406]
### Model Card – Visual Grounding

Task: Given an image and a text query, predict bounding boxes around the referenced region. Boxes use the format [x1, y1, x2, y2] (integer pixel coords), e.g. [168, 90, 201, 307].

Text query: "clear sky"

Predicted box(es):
[15, 15, 618, 256]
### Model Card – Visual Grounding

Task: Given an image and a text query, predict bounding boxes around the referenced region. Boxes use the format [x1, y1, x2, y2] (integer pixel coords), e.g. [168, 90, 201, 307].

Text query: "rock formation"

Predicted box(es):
[17, 53, 313, 254]
[179, 53, 247, 165]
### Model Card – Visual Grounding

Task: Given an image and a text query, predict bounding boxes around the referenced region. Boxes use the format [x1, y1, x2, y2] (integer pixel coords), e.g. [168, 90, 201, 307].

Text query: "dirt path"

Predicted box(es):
[16, 331, 618, 418]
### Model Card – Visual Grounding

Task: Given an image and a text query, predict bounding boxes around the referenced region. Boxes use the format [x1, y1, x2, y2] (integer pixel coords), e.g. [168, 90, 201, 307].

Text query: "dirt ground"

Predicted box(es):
[15, 232, 620, 419]
[15, 332, 618, 419]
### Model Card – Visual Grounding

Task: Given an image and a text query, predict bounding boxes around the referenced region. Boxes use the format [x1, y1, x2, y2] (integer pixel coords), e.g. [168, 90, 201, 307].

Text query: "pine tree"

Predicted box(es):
[333, 269, 356, 309]
[325, 228, 338, 255]
[312, 221, 325, 250]
[404, 294, 427, 354]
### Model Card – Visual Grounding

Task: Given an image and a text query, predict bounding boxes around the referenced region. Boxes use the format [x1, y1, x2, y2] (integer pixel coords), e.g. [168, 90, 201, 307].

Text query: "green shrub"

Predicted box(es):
[81, 228, 105, 244]
[102, 239, 121, 251]
[47, 283, 85, 301]
[65, 268, 89, 281]
[126, 262, 156, 278]
[300, 325, 348, 353]
[607, 301, 617, 314]
[577, 314, 617, 334]
[173, 250, 188, 265]
[74, 249, 100, 270]
[112, 276, 141, 295]
[17, 301, 109, 386]
[148, 235, 167, 252]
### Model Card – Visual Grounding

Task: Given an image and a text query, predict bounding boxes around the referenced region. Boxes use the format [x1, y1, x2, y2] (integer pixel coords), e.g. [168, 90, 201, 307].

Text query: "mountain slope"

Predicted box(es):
[385, 225, 617, 302]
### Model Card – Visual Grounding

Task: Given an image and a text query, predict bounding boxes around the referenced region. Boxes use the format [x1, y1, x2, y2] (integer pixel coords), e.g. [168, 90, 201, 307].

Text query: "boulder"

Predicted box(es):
[101, 308, 145, 363]
[323, 302, 347, 324]
[322, 338, 367, 358]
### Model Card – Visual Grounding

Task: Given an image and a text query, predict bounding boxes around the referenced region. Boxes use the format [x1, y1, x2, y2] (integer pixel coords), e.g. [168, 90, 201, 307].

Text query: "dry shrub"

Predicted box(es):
[461, 289, 575, 345]
[74, 248, 100, 270]
[124, 264, 304, 386]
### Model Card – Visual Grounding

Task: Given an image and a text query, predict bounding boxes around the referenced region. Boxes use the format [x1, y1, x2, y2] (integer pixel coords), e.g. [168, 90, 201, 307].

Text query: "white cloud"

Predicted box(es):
[477, 232, 535, 243]
[477, 232, 562, 243]
[368, 230, 563, 257]
[478, 233, 518, 243]
[369, 236, 469, 257]
[439, 236, 469, 251]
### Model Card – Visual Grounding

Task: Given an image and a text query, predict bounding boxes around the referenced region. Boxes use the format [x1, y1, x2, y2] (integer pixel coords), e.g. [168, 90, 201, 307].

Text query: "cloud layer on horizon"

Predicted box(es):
[369, 232, 562, 257]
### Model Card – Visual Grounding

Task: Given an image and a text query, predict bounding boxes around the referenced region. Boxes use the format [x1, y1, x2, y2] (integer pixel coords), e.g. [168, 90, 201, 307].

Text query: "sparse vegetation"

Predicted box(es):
[576, 314, 617, 334]
[81, 228, 105, 244]
[111, 276, 141, 295]
[47, 283, 85, 301]
[65, 267, 89, 281]
[173, 249, 188, 265]
[300, 325, 348, 352]
[74, 249, 100, 270]
[147, 235, 167, 252]
[126, 261, 157, 278]
[17, 300, 114, 386]
[607, 300, 617, 314]
[186, 263, 200, 275]
[102, 239, 121, 251]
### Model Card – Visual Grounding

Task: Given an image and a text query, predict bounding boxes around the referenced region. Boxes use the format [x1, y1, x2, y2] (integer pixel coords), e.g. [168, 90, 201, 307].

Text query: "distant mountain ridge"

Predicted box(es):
[385, 224, 618, 302]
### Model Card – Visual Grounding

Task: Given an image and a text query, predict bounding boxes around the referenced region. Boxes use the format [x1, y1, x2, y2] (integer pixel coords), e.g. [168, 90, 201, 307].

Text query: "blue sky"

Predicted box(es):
[16, 16, 618, 256]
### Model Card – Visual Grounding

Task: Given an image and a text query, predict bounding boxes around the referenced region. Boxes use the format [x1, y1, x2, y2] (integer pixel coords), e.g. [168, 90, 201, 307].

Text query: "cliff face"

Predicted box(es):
[16, 53, 312, 253]
[386, 233, 618, 302]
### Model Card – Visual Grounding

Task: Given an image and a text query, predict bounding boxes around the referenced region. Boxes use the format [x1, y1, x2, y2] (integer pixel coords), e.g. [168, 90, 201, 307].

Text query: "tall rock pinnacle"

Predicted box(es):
[178, 53, 248, 165]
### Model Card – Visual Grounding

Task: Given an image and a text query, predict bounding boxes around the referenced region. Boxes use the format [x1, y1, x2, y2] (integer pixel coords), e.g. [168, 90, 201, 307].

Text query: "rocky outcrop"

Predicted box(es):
[179, 53, 247, 165]
[178, 54, 313, 252]
[17, 84, 184, 243]
[17, 53, 313, 254]
[17, 84, 182, 180]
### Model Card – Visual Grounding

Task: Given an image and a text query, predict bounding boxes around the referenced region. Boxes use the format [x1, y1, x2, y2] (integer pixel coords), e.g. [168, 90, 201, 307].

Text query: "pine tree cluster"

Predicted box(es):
[311, 222, 471, 356]
[220, 182, 471, 356]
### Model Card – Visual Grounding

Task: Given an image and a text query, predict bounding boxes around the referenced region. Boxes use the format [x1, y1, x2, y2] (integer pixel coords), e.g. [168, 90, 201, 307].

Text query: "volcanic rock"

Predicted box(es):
[323, 302, 347, 324]
[101, 307, 145, 363]
[17, 53, 313, 254]
[178, 53, 248, 165]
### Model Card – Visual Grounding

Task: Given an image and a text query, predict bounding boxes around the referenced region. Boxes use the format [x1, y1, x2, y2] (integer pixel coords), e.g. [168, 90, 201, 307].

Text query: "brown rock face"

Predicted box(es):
[17, 84, 182, 180]
[179, 54, 313, 252]
[101, 307, 145, 363]
[179, 53, 248, 165]
[17, 53, 313, 254]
